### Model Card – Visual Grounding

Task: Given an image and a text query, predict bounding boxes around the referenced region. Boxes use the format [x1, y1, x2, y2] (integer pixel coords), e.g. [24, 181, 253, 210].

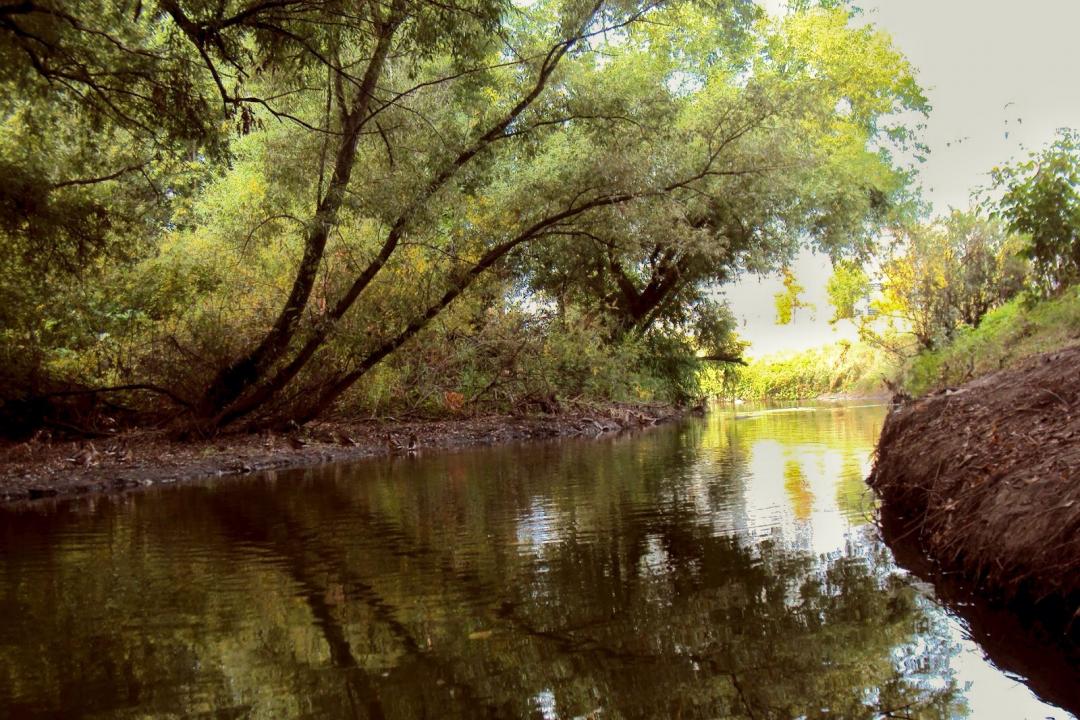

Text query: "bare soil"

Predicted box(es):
[869, 344, 1080, 639]
[0, 401, 689, 507]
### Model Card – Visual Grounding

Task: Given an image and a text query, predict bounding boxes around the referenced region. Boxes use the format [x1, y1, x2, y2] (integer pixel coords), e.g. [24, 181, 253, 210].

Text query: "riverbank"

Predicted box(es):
[881, 511, 1080, 712]
[869, 344, 1080, 640]
[904, 286, 1080, 396]
[0, 401, 688, 506]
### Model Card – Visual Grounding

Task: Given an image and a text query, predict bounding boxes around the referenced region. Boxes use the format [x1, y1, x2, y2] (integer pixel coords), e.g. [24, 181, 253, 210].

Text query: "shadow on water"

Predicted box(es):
[880, 510, 1080, 715]
[0, 402, 1075, 719]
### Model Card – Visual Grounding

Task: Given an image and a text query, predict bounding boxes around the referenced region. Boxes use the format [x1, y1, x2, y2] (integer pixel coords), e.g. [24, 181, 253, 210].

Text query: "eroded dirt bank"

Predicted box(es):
[0, 402, 688, 506]
[869, 345, 1080, 639]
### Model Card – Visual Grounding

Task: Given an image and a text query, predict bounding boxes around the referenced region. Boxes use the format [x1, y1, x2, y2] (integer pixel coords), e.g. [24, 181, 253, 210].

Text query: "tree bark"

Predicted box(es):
[605, 249, 685, 334]
[210, 9, 603, 428]
[195, 27, 396, 420]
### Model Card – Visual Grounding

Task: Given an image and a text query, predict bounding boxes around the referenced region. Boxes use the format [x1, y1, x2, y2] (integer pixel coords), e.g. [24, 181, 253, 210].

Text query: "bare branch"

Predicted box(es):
[49, 162, 146, 190]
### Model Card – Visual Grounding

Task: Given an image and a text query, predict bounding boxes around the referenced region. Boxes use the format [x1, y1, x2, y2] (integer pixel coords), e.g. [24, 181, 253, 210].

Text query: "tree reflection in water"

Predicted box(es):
[0, 405, 972, 719]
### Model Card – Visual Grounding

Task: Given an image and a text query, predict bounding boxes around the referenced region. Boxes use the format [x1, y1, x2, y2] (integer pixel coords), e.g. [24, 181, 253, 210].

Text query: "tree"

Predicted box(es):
[825, 259, 870, 323]
[515, 5, 926, 380]
[860, 210, 1027, 355]
[0, 0, 608, 427]
[774, 268, 814, 324]
[990, 128, 1080, 297]
[0, 0, 930, 432]
[144, 0, 928, 429]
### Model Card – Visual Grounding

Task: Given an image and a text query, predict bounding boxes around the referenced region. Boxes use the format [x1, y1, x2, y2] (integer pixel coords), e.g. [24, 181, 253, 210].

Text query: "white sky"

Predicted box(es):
[729, 0, 1080, 357]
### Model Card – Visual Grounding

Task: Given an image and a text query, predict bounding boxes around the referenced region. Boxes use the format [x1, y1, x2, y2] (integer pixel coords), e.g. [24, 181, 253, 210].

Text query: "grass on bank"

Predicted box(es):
[711, 286, 1080, 403]
[904, 286, 1080, 396]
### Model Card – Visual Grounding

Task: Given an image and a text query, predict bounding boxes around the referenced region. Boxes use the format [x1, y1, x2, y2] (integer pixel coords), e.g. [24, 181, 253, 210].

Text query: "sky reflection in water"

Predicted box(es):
[0, 403, 1073, 719]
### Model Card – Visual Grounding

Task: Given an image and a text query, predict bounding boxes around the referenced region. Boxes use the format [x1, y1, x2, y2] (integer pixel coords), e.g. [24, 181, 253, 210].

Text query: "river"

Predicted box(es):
[0, 403, 1075, 718]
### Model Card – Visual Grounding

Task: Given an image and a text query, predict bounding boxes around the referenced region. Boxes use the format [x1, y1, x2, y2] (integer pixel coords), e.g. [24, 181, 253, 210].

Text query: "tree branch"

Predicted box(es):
[49, 162, 146, 190]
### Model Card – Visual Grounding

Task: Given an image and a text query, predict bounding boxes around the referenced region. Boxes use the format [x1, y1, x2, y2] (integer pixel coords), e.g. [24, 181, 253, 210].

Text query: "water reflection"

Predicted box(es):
[0, 404, 1072, 719]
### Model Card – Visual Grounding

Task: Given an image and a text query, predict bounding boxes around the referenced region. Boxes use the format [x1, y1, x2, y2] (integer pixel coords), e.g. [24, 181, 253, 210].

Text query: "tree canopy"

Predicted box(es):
[990, 128, 1080, 297]
[835, 210, 1027, 357]
[0, 0, 928, 433]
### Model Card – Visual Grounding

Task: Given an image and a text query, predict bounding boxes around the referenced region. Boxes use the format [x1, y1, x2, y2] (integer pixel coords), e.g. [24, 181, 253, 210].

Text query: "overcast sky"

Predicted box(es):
[729, 0, 1080, 357]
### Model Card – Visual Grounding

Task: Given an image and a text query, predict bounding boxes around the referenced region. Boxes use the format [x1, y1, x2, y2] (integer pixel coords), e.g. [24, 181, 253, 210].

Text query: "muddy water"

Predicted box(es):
[0, 404, 1075, 719]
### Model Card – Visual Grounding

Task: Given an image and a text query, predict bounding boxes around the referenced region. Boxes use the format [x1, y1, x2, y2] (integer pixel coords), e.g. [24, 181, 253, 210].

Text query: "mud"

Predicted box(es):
[869, 344, 1080, 640]
[0, 401, 688, 507]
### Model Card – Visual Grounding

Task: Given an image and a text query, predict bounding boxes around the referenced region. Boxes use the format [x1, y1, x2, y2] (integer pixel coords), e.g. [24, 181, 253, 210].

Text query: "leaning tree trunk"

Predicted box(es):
[209, 15, 602, 429]
[195, 30, 396, 422]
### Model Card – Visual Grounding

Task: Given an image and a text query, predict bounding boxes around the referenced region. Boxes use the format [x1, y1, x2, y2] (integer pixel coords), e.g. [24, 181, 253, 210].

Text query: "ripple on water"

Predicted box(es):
[0, 404, 1075, 719]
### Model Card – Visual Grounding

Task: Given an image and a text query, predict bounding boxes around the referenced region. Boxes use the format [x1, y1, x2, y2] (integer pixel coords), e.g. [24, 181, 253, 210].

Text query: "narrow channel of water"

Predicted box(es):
[0, 404, 1075, 718]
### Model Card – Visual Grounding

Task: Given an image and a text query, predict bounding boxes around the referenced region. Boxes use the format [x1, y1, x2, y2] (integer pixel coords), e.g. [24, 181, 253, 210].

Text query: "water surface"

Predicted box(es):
[0, 404, 1075, 718]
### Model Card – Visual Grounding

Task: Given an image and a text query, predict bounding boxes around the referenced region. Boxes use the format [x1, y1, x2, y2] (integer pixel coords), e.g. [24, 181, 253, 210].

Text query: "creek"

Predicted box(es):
[0, 403, 1075, 718]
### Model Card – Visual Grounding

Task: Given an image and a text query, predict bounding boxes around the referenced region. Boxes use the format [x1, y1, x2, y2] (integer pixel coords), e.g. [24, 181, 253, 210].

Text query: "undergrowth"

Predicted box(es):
[703, 340, 893, 401]
[905, 286, 1080, 396]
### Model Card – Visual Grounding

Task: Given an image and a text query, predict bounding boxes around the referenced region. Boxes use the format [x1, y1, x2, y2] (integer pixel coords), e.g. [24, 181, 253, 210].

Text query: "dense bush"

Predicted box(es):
[704, 341, 893, 401]
[991, 129, 1080, 297]
[339, 306, 666, 418]
[905, 286, 1080, 395]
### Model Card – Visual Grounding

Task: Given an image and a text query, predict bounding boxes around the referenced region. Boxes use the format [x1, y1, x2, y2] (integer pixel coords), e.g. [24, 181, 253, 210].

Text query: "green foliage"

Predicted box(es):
[521, 5, 926, 351]
[773, 268, 815, 325]
[905, 285, 1080, 396]
[343, 305, 668, 416]
[825, 259, 870, 322]
[0, 0, 930, 430]
[862, 210, 1027, 356]
[706, 340, 893, 400]
[990, 128, 1080, 297]
[331, 278, 728, 418]
[0, 1, 224, 273]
